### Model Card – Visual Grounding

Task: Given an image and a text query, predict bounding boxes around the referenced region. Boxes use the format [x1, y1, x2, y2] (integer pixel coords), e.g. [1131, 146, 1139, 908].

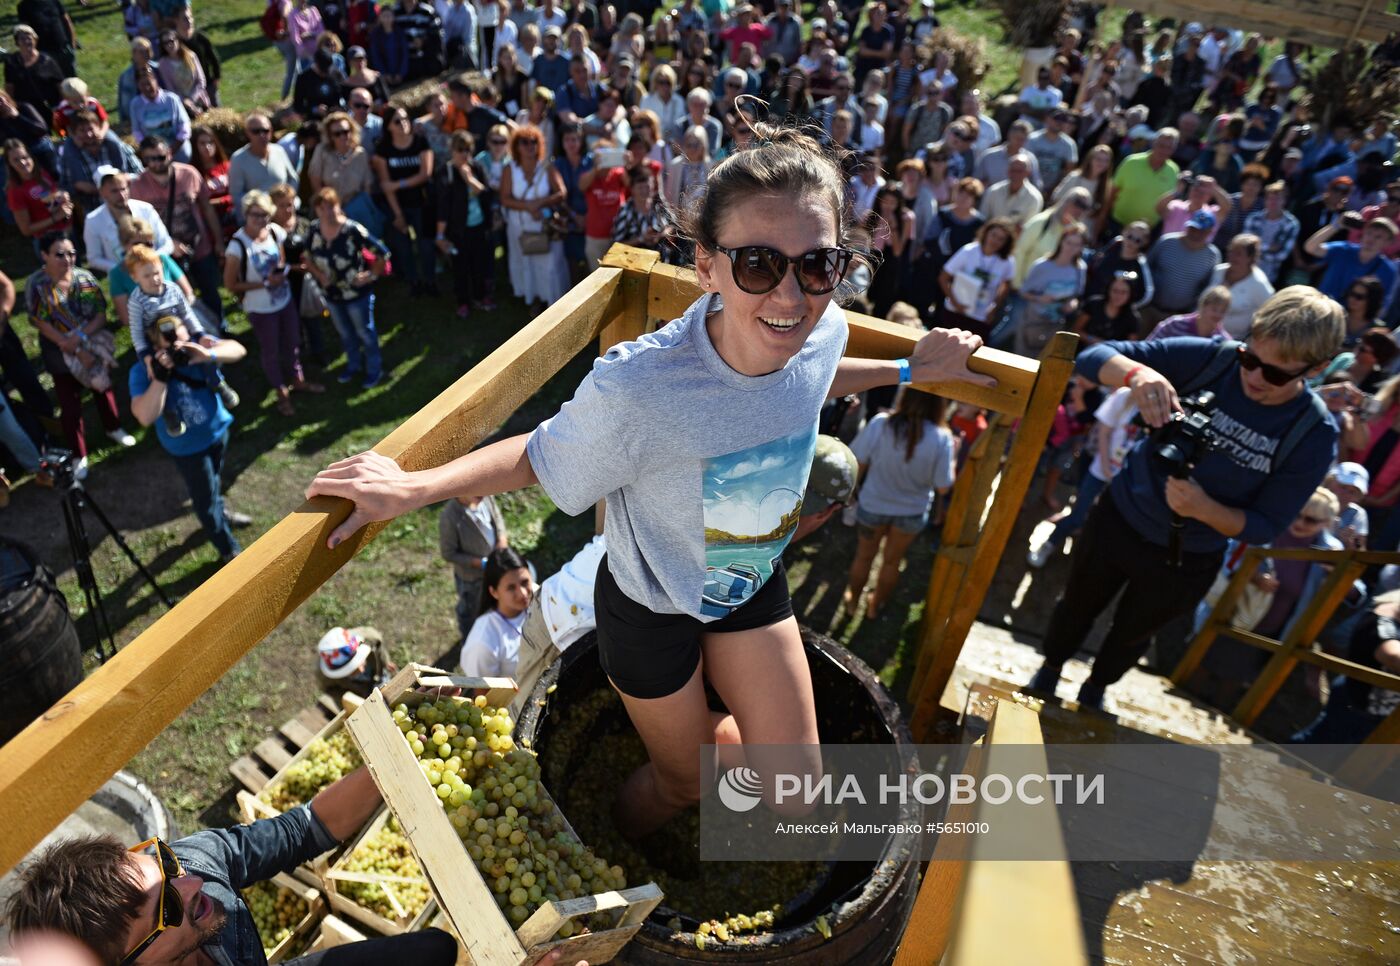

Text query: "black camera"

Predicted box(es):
[156, 318, 191, 368]
[1139, 391, 1219, 566]
[1147, 390, 1218, 479]
[37, 448, 80, 490]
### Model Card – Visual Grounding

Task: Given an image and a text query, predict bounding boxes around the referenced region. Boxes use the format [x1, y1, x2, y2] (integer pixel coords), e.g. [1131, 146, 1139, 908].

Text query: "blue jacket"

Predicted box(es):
[173, 805, 338, 966]
[1076, 337, 1338, 553]
[369, 26, 409, 78]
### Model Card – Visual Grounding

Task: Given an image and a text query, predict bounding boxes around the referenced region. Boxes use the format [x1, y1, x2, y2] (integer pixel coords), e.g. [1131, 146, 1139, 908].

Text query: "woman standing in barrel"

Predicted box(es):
[309, 124, 993, 838]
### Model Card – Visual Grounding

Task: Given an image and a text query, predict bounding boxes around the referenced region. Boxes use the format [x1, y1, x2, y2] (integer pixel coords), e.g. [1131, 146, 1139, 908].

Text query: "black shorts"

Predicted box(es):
[593, 553, 795, 700]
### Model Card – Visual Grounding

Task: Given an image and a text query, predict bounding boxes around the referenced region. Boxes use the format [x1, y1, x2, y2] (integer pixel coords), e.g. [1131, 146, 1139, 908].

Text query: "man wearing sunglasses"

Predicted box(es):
[5, 768, 469, 966]
[1025, 286, 1345, 712]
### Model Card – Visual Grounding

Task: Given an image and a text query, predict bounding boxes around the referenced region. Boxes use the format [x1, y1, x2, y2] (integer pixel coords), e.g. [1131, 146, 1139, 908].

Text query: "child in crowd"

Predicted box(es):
[458, 548, 535, 678]
[1039, 375, 1102, 512]
[1326, 462, 1371, 550]
[124, 245, 239, 434]
[52, 78, 109, 140]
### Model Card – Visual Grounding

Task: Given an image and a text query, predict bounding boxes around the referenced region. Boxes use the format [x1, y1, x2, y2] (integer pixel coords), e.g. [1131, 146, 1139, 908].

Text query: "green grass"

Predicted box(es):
[1, 0, 287, 119]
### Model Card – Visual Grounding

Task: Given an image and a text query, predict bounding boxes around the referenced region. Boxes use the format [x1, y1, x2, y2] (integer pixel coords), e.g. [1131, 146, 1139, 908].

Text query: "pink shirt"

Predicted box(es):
[1160, 199, 1222, 243]
[288, 6, 325, 61]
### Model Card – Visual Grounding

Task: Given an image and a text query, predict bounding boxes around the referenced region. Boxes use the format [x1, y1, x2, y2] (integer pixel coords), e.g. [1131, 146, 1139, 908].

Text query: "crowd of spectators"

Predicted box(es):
[3, 0, 1400, 729]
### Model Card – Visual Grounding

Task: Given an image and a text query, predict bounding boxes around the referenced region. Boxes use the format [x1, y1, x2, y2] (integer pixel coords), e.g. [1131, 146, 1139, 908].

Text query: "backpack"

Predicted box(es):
[1178, 339, 1332, 471]
[260, 2, 286, 41]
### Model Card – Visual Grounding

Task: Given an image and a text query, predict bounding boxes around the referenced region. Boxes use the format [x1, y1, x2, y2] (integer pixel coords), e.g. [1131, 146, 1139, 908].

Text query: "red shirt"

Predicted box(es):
[718, 23, 771, 66]
[584, 167, 628, 239]
[130, 162, 215, 259]
[6, 170, 70, 235]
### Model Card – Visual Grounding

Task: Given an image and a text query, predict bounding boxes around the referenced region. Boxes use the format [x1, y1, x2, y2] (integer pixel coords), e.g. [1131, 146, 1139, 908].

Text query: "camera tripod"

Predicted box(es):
[55, 467, 173, 661]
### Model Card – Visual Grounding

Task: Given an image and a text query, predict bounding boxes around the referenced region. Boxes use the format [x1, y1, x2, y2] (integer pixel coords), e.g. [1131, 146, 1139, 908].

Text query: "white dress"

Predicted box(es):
[505, 161, 570, 306]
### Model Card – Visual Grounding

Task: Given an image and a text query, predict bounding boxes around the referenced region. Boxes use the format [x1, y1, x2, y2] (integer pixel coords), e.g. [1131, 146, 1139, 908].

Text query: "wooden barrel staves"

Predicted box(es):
[0, 538, 83, 745]
[517, 629, 922, 965]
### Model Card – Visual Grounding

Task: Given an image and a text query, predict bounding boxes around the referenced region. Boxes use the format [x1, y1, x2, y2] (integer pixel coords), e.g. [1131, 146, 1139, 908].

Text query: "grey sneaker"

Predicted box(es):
[1027, 539, 1059, 569]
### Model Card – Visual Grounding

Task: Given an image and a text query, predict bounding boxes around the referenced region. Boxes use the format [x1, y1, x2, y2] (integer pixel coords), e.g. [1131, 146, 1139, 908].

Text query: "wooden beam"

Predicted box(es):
[636, 257, 1038, 417]
[1233, 559, 1368, 727]
[1336, 707, 1400, 791]
[908, 417, 1013, 704]
[909, 333, 1078, 742]
[891, 738, 985, 966]
[0, 268, 626, 877]
[1120, 0, 1400, 46]
[1169, 549, 1264, 685]
[943, 700, 1088, 965]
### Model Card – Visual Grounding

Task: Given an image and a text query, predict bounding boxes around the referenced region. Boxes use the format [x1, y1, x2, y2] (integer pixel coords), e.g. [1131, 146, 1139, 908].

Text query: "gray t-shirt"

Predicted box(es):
[527, 292, 848, 621]
[1147, 235, 1221, 313]
[850, 413, 957, 516]
[1024, 131, 1078, 190]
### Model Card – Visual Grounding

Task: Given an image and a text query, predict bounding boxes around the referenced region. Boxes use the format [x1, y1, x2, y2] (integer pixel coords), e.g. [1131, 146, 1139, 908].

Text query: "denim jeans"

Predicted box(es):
[326, 292, 383, 379]
[169, 429, 240, 559]
[0, 394, 42, 473]
[1048, 473, 1107, 546]
[276, 38, 299, 99]
[185, 253, 226, 331]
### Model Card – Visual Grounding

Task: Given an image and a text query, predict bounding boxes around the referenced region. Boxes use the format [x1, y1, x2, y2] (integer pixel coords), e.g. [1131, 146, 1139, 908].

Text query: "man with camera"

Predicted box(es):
[128, 314, 249, 563]
[1025, 287, 1345, 711]
[1302, 211, 1399, 311]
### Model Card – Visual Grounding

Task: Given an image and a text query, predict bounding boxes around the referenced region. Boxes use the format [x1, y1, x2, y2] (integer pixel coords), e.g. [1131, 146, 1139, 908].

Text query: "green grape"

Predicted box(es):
[258, 731, 363, 813]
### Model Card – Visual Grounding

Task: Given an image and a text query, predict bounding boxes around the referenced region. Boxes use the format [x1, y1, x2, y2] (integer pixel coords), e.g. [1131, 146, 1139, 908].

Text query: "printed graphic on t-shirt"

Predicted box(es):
[699, 427, 817, 618]
[1209, 410, 1279, 473]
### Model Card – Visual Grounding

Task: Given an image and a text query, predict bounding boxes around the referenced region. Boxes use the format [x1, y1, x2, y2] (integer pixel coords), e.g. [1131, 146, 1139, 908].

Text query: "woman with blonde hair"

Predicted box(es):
[640, 64, 686, 135]
[1012, 186, 1093, 288]
[225, 190, 316, 413]
[1053, 144, 1114, 241]
[308, 111, 376, 230]
[517, 86, 556, 160]
[155, 29, 210, 116]
[662, 123, 711, 209]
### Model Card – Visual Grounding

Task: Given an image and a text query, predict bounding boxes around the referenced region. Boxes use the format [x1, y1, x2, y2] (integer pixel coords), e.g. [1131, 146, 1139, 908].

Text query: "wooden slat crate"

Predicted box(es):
[229, 693, 362, 888]
[346, 663, 664, 966]
[249, 871, 325, 964]
[303, 913, 369, 954]
[228, 694, 344, 795]
[321, 806, 438, 935]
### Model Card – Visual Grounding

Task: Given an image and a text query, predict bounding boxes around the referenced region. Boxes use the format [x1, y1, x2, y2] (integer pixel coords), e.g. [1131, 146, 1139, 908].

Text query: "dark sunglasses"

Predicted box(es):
[120, 838, 186, 966]
[713, 244, 855, 295]
[49, 249, 78, 260]
[489, 138, 507, 145]
[247, 126, 271, 135]
[1299, 513, 1328, 525]
[350, 102, 372, 110]
[1348, 289, 1369, 299]
[1124, 234, 1149, 244]
[1237, 345, 1311, 386]
[331, 128, 351, 137]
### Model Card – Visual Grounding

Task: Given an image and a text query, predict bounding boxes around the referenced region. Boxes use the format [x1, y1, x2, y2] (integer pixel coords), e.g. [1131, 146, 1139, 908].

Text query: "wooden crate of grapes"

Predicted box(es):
[230, 694, 366, 888]
[244, 871, 324, 964]
[346, 664, 664, 966]
[321, 806, 437, 935]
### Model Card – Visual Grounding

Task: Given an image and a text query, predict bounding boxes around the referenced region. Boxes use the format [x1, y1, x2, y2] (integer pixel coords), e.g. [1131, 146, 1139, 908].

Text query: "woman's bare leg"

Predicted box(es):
[869, 526, 921, 615]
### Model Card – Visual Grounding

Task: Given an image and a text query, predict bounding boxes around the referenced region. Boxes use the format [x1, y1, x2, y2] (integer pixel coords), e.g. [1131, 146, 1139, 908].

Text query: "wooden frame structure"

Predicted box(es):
[0, 245, 1072, 876]
[1172, 545, 1400, 790]
[1104, 0, 1400, 50]
[893, 697, 1088, 965]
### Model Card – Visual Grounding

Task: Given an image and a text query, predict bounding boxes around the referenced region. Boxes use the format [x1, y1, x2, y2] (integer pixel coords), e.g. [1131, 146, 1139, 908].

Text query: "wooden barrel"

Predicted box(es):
[0, 539, 83, 745]
[517, 629, 922, 965]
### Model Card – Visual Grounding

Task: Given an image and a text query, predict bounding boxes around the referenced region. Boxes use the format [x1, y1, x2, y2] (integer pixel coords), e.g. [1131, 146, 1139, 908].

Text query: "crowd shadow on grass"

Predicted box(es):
[216, 34, 281, 66]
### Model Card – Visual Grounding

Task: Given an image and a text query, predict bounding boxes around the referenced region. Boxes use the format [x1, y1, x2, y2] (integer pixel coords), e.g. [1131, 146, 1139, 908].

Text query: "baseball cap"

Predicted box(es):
[1051, 108, 1074, 122]
[1283, 147, 1303, 161]
[347, 45, 367, 59]
[1185, 21, 1204, 35]
[1330, 176, 1355, 190]
[804, 435, 858, 508]
[1128, 123, 1156, 140]
[544, 24, 562, 37]
[1186, 209, 1217, 230]
[1331, 462, 1370, 492]
[317, 627, 371, 679]
[1368, 216, 1399, 237]
[95, 164, 123, 186]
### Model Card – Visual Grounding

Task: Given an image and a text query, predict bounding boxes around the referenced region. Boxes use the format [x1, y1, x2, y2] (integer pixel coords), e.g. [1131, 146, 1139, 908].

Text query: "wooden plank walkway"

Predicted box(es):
[958, 682, 1400, 964]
